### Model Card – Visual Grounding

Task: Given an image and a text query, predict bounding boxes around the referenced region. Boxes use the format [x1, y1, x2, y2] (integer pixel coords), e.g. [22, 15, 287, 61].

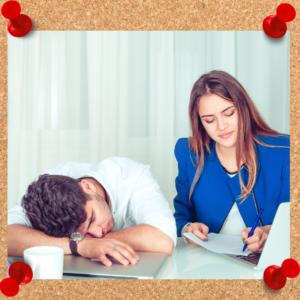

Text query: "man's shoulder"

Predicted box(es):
[102, 156, 144, 166]
[44, 158, 147, 178]
[100, 157, 147, 176]
[44, 161, 92, 176]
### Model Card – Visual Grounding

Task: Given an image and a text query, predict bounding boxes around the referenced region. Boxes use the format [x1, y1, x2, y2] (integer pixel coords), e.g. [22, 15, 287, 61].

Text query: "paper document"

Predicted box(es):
[184, 233, 252, 256]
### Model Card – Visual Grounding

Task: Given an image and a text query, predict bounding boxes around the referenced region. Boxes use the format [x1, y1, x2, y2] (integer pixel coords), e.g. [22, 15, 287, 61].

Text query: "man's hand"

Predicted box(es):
[77, 237, 139, 266]
[240, 225, 271, 251]
[185, 222, 209, 244]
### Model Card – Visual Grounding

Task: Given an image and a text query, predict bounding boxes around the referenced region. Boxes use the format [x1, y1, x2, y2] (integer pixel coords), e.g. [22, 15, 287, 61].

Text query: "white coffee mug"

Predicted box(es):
[24, 246, 64, 279]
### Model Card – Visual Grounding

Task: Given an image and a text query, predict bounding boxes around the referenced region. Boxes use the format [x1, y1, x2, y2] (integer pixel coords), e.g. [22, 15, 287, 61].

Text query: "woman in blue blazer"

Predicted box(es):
[174, 70, 290, 251]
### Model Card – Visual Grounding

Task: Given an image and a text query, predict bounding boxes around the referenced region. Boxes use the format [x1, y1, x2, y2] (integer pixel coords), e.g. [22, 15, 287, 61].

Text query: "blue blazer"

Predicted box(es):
[173, 135, 290, 237]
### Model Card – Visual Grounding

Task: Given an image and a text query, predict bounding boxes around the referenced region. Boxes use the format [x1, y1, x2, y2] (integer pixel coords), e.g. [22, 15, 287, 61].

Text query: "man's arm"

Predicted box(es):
[121, 163, 177, 255]
[8, 225, 138, 266]
[103, 224, 174, 255]
[8, 225, 71, 256]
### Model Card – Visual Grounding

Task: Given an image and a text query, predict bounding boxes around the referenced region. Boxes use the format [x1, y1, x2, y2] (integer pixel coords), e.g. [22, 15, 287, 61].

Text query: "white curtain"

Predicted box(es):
[8, 31, 290, 210]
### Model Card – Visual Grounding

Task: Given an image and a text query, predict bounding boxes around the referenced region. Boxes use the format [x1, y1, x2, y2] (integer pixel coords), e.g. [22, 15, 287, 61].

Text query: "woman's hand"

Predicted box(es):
[240, 225, 271, 251]
[185, 222, 209, 244]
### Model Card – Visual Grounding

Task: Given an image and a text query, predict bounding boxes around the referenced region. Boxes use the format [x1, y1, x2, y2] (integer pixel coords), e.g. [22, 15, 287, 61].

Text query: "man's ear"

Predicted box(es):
[80, 179, 97, 195]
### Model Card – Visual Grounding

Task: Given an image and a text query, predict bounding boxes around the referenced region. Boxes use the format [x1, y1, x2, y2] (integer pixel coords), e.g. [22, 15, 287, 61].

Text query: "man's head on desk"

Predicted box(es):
[22, 174, 114, 238]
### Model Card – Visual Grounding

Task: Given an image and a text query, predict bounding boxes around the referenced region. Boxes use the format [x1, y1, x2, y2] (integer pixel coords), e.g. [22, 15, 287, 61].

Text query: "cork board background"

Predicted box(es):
[0, 0, 299, 299]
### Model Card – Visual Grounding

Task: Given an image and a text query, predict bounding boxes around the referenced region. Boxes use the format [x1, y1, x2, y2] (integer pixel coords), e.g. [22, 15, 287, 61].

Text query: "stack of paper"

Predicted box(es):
[184, 233, 252, 256]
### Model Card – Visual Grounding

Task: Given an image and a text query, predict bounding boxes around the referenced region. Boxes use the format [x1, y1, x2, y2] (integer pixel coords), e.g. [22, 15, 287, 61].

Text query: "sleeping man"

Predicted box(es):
[8, 157, 176, 266]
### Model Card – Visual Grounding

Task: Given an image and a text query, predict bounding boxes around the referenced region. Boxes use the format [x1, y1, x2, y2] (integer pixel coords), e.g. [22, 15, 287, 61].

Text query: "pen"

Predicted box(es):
[243, 208, 264, 252]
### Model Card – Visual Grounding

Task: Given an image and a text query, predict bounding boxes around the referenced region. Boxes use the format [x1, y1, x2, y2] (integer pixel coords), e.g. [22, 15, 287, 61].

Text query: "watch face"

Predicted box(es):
[70, 232, 84, 241]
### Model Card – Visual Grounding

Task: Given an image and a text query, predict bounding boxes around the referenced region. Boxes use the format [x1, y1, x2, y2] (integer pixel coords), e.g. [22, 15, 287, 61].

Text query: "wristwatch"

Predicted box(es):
[69, 232, 85, 256]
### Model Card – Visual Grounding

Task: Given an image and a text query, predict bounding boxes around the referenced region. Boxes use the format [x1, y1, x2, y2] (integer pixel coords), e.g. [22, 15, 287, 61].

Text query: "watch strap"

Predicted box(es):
[69, 239, 79, 256]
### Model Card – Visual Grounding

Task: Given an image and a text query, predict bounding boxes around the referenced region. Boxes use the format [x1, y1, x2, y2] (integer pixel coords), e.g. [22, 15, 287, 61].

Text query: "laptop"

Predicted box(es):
[63, 251, 168, 279]
[221, 202, 290, 270]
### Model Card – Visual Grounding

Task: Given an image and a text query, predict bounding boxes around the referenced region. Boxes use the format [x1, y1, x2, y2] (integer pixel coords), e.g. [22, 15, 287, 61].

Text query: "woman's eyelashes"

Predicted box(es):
[204, 110, 235, 124]
[225, 110, 235, 117]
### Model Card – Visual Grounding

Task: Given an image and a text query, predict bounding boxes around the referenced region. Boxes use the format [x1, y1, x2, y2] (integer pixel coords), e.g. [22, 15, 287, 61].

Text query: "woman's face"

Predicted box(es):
[198, 94, 238, 149]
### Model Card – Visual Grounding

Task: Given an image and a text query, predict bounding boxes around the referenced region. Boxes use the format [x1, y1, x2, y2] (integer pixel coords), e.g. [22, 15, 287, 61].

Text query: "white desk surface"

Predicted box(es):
[8, 238, 264, 280]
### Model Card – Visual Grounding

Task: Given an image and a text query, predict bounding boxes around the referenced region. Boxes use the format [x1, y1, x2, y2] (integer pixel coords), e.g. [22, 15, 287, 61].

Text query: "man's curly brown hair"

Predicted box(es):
[22, 174, 91, 237]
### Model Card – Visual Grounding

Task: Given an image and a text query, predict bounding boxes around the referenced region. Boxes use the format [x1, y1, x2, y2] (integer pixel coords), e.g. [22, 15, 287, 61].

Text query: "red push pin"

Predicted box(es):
[0, 278, 19, 297]
[264, 258, 300, 290]
[263, 3, 296, 39]
[0, 261, 33, 297]
[1, 0, 32, 37]
[9, 262, 33, 285]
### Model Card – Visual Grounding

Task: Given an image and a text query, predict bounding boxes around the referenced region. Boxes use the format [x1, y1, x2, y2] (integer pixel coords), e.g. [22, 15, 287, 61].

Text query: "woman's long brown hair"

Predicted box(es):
[188, 70, 284, 204]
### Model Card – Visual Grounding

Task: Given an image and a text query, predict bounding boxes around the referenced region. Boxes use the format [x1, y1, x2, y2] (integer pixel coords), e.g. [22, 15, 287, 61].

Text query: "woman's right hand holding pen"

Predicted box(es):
[240, 225, 271, 251]
[185, 222, 209, 244]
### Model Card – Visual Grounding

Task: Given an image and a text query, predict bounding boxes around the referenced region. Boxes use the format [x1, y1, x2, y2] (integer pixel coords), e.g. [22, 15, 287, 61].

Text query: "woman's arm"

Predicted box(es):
[278, 158, 290, 204]
[173, 139, 197, 236]
[241, 141, 290, 251]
